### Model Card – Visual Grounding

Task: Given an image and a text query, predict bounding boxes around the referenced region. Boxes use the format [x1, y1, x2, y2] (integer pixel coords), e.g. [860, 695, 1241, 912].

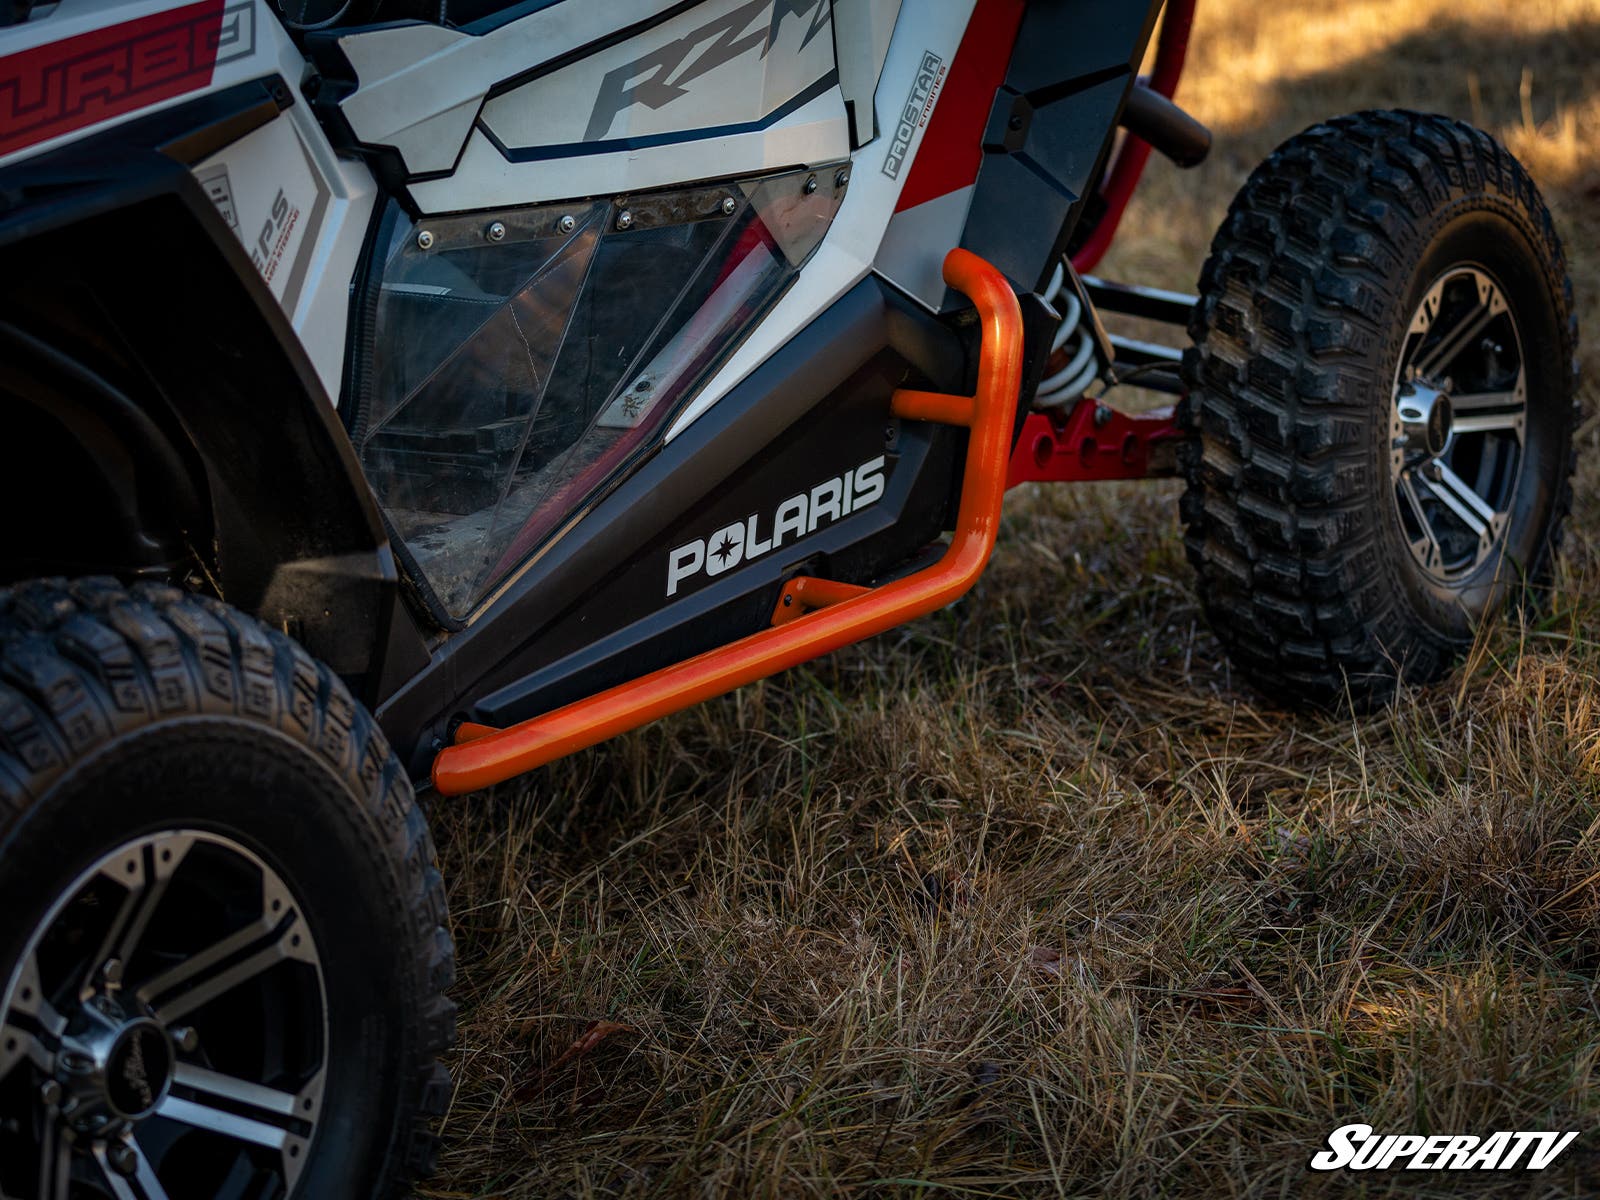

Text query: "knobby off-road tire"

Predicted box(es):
[0, 579, 454, 1199]
[1181, 110, 1578, 706]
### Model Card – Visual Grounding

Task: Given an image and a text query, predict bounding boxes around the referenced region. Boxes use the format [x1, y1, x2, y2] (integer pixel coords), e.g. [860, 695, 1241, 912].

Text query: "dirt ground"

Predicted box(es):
[426, 3, 1600, 1195]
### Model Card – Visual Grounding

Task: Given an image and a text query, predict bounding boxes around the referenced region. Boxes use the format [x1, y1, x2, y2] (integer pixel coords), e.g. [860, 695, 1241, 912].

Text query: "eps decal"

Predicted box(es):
[666, 456, 886, 596]
[249, 187, 299, 284]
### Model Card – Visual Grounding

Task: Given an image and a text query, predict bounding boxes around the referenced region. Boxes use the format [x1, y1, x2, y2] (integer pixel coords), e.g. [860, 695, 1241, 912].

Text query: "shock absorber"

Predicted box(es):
[1034, 260, 1103, 407]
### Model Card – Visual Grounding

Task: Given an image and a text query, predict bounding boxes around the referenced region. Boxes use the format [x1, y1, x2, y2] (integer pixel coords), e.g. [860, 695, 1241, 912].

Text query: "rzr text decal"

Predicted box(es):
[585, 0, 829, 142]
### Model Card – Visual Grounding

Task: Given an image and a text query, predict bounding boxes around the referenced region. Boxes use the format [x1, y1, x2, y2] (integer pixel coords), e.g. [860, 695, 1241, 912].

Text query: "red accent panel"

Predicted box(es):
[893, 0, 1024, 214]
[1006, 402, 1181, 487]
[0, 0, 225, 158]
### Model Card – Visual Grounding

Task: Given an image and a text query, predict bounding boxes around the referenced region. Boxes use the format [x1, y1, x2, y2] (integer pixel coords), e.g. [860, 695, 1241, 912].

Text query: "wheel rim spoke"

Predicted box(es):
[1391, 266, 1524, 579]
[1412, 273, 1504, 380]
[91, 1138, 170, 1200]
[1398, 474, 1444, 573]
[1419, 462, 1497, 542]
[37, 1109, 70, 1200]
[2, 953, 61, 1085]
[135, 874, 315, 1026]
[1451, 410, 1522, 435]
[1449, 366, 1527, 437]
[157, 1064, 315, 1189]
[4, 831, 327, 1199]
[82, 834, 196, 1001]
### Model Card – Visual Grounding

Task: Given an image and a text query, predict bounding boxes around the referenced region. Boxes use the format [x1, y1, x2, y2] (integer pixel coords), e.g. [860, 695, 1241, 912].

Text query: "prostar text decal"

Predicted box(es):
[882, 50, 944, 180]
[1309, 1124, 1580, 1172]
[666, 456, 886, 596]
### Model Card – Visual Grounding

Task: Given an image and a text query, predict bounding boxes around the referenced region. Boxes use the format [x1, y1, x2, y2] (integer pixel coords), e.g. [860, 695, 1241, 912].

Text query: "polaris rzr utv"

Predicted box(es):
[0, 0, 1577, 1192]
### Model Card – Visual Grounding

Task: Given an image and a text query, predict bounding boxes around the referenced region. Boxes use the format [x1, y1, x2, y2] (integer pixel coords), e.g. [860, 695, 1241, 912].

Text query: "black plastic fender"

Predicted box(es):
[0, 78, 423, 699]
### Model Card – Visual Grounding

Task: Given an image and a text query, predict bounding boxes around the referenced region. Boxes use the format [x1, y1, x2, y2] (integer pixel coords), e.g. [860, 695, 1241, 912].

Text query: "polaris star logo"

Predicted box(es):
[666, 456, 886, 596]
[882, 51, 945, 179]
[1309, 1124, 1580, 1171]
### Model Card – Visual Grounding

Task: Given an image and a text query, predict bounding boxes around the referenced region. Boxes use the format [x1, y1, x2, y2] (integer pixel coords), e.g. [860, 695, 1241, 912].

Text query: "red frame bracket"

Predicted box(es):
[1006, 400, 1182, 487]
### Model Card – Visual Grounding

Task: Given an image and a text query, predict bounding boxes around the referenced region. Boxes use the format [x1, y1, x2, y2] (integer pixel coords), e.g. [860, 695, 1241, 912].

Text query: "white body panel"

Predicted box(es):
[194, 0, 374, 395]
[832, 0, 901, 145]
[665, 0, 971, 440]
[359, 0, 851, 214]
[410, 88, 846, 212]
[334, 0, 681, 177]
[482, 0, 834, 148]
[2, 0, 968, 415]
[195, 95, 375, 394]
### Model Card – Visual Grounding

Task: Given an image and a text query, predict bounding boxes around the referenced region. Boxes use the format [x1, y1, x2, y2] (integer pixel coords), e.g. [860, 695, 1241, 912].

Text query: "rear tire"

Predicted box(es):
[0, 578, 454, 1199]
[1180, 110, 1579, 706]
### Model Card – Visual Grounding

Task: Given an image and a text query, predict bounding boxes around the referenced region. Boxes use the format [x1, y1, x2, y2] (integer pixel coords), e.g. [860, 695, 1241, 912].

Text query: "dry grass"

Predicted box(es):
[425, 3, 1600, 1195]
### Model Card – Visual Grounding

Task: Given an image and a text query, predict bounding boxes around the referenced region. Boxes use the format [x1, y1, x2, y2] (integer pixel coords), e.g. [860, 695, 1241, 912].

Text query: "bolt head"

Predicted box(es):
[172, 1025, 199, 1053]
[720, 196, 737, 215]
[834, 168, 849, 188]
[558, 214, 576, 233]
[803, 174, 818, 194]
[100, 959, 123, 988]
[415, 229, 434, 251]
[107, 1142, 138, 1176]
[39, 1080, 62, 1107]
[486, 221, 506, 242]
[616, 210, 633, 230]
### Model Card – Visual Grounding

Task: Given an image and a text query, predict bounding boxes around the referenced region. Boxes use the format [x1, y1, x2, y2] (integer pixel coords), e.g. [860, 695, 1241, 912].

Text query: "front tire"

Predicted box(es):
[0, 579, 455, 1198]
[1181, 110, 1579, 705]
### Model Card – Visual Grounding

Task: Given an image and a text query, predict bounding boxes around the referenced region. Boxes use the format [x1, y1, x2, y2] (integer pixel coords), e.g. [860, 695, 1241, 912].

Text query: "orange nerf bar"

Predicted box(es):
[431, 248, 1023, 796]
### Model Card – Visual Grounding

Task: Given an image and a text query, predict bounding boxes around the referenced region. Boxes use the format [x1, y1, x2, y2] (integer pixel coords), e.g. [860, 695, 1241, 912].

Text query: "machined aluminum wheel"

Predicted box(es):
[1182, 109, 1577, 704]
[0, 831, 326, 1200]
[0, 581, 459, 1199]
[1389, 265, 1528, 582]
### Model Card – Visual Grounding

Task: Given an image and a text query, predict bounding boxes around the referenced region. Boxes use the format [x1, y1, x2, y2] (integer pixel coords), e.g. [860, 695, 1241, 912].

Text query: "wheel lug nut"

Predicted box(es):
[172, 1025, 199, 1052]
[107, 1142, 138, 1176]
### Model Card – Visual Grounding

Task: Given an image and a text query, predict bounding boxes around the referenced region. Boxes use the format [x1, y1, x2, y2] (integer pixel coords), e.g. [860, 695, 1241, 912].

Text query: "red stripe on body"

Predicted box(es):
[0, 0, 225, 158]
[893, 0, 1024, 214]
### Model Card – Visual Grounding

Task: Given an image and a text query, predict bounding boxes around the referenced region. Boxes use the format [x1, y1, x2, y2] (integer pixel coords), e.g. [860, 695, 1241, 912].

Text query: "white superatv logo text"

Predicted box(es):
[666, 456, 886, 596]
[1310, 1123, 1579, 1171]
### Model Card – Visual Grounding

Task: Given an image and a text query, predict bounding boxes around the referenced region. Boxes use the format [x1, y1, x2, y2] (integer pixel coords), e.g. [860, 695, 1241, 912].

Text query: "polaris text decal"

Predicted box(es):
[666, 456, 886, 596]
[882, 51, 945, 180]
[1310, 1124, 1580, 1172]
